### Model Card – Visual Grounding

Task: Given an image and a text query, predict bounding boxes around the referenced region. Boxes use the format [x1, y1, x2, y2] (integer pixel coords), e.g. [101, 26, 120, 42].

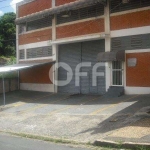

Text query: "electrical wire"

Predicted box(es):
[0, 0, 37, 10]
[0, 3, 16, 9]
[110, 2, 123, 12]
[0, 0, 8, 2]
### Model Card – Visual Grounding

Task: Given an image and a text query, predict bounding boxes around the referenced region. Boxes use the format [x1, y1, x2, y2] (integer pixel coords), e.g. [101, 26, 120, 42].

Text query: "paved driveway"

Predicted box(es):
[0, 90, 149, 143]
[1, 90, 148, 116]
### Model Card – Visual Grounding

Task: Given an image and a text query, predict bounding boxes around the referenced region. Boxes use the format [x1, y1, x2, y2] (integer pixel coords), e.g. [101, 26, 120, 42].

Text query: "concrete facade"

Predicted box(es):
[16, 0, 150, 94]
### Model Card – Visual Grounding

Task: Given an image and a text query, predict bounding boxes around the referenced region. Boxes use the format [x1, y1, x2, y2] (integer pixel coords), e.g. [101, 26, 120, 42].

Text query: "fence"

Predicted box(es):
[0, 58, 7, 67]
[0, 78, 19, 94]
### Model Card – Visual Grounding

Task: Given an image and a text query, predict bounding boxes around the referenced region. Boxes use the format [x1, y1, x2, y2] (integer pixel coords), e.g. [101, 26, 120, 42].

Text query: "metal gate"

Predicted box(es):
[112, 61, 123, 86]
[80, 40, 105, 94]
[58, 43, 81, 94]
[58, 40, 105, 95]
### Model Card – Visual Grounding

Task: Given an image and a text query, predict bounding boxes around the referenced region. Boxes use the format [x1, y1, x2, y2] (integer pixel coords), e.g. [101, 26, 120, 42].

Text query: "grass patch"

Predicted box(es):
[2, 131, 82, 145]
[0, 131, 149, 150]
[0, 131, 121, 150]
[136, 146, 150, 150]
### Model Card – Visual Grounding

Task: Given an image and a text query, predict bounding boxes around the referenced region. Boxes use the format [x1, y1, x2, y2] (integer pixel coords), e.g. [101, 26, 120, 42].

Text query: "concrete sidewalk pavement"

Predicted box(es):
[0, 91, 149, 149]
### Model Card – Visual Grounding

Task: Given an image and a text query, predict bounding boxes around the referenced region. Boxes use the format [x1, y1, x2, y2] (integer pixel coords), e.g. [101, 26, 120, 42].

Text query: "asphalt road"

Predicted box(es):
[0, 133, 89, 150]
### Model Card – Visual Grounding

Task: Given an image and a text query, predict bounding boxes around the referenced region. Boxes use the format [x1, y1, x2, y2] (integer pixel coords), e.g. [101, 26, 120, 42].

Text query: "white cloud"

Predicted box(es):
[0, 10, 4, 16]
[10, 0, 23, 12]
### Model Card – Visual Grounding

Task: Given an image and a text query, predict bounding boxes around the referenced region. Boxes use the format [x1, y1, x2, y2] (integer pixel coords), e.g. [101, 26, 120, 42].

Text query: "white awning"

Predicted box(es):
[0, 61, 55, 73]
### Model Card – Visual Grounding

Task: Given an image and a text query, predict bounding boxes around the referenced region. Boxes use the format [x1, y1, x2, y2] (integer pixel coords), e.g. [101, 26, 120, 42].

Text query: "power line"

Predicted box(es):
[0, 0, 35, 10]
[0, 38, 16, 42]
[0, 3, 15, 9]
[0, 0, 7, 2]
[110, 2, 123, 12]
[0, 0, 8, 2]
[0, 0, 19, 10]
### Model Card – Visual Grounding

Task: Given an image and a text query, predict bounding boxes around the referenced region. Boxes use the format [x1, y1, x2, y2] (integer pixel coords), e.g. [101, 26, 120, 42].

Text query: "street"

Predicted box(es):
[0, 133, 89, 150]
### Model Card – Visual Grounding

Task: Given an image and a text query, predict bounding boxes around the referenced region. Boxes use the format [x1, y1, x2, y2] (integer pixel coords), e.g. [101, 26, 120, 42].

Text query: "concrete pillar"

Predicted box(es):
[104, 0, 111, 92]
[52, 0, 58, 93]
[53, 44, 58, 93]
[52, 0, 55, 7]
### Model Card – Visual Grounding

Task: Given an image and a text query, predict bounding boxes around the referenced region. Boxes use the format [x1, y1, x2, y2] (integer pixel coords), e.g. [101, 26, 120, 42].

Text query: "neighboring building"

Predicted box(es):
[15, 0, 150, 95]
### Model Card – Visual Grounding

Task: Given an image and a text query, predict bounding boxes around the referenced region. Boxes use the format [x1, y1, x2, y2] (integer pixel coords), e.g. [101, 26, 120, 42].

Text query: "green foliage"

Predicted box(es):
[0, 56, 17, 79]
[0, 72, 18, 79]
[0, 12, 16, 57]
[6, 56, 16, 65]
[0, 56, 16, 65]
[136, 146, 150, 150]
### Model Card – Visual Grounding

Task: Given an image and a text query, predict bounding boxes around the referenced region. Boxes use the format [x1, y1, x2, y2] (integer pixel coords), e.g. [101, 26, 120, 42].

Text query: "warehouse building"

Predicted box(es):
[15, 0, 150, 95]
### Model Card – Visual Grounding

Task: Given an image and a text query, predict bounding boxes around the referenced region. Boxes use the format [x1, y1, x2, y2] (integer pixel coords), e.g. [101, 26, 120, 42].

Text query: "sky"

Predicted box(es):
[0, 0, 23, 16]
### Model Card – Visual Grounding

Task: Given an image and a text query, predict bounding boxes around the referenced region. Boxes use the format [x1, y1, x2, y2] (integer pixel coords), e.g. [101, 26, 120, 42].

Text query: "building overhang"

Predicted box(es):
[0, 61, 55, 73]
[97, 50, 125, 62]
[51, 33, 108, 45]
[15, 0, 107, 24]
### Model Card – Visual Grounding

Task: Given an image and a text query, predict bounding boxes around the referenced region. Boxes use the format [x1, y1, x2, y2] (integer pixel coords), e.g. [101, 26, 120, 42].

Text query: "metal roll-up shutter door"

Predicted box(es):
[81, 40, 106, 95]
[58, 43, 81, 94]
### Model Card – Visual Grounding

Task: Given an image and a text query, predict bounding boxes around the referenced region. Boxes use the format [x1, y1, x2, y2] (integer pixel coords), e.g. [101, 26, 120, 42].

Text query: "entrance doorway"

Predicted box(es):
[112, 61, 123, 86]
[58, 40, 105, 95]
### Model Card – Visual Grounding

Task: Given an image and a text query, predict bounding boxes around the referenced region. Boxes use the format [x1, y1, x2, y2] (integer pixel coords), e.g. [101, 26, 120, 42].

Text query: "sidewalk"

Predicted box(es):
[104, 118, 150, 143]
[0, 108, 149, 147]
[0, 92, 149, 149]
[95, 118, 150, 149]
[95, 107, 150, 149]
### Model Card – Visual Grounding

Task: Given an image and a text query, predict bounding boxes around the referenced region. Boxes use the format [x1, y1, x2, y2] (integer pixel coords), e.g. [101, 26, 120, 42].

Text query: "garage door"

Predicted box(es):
[58, 43, 81, 94]
[81, 40, 105, 94]
[58, 40, 105, 95]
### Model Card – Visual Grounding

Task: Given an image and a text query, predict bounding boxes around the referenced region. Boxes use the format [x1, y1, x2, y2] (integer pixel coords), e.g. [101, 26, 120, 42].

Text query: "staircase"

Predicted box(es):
[104, 86, 124, 98]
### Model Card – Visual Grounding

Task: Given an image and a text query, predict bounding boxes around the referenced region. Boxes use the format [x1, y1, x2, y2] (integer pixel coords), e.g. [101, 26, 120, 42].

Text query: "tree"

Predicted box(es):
[0, 12, 16, 57]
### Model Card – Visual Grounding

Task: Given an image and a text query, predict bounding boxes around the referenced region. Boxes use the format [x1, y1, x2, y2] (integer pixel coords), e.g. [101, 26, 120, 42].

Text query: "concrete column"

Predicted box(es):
[25, 49, 27, 60]
[52, 0, 55, 7]
[52, 0, 58, 93]
[53, 44, 58, 93]
[104, 0, 111, 92]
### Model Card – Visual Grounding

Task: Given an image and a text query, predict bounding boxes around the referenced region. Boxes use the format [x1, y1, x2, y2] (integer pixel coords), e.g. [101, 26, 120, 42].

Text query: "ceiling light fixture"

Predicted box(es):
[122, 0, 130, 4]
[61, 11, 71, 18]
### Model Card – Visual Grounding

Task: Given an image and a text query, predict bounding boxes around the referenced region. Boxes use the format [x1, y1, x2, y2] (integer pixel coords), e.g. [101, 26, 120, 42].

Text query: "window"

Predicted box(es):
[27, 16, 52, 31]
[27, 46, 52, 59]
[19, 24, 26, 34]
[131, 36, 142, 49]
[110, 0, 150, 13]
[57, 4, 104, 24]
[112, 38, 122, 51]
[19, 49, 25, 60]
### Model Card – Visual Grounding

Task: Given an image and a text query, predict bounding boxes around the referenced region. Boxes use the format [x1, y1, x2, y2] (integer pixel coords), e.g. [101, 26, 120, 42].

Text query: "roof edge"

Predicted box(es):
[15, 0, 106, 24]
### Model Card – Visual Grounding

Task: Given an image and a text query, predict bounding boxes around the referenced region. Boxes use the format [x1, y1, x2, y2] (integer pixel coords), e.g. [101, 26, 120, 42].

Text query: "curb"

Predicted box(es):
[0, 130, 84, 145]
[94, 140, 150, 150]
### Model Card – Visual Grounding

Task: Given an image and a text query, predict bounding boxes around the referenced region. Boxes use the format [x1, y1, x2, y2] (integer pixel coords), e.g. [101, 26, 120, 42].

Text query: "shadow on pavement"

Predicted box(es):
[77, 94, 150, 135]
